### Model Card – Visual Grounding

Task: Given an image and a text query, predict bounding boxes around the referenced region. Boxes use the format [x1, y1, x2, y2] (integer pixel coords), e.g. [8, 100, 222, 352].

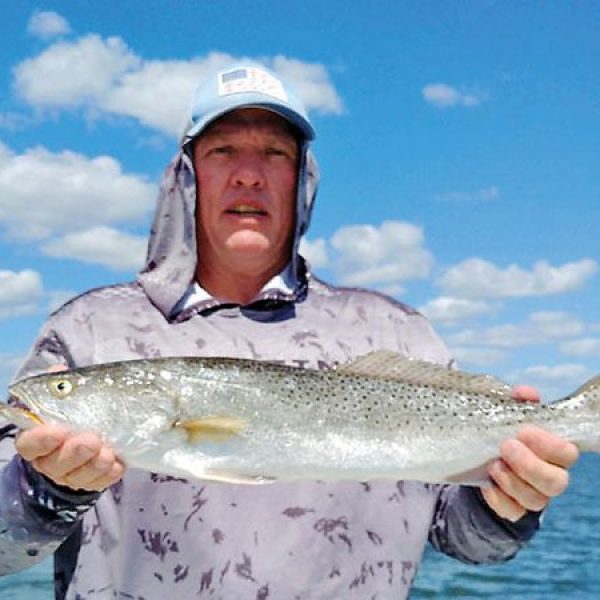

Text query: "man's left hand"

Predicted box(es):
[482, 417, 580, 522]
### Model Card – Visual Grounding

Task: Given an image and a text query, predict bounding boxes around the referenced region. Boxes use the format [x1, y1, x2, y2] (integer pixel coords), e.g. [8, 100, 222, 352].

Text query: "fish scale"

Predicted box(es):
[4, 351, 600, 485]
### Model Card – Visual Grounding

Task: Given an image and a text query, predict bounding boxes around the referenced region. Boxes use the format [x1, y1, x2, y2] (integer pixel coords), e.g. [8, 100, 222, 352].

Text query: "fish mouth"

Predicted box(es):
[5, 389, 45, 426]
[8, 384, 41, 415]
[7, 388, 27, 410]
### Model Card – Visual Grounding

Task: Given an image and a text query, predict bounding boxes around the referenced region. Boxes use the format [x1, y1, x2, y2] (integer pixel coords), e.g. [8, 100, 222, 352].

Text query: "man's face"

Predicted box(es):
[193, 108, 299, 279]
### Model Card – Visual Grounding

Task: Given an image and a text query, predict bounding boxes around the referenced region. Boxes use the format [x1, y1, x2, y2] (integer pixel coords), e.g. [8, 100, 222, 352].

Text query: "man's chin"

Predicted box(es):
[225, 232, 272, 255]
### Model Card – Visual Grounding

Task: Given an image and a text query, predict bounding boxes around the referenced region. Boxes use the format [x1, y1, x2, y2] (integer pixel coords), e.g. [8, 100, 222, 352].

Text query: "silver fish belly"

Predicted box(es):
[4, 351, 600, 485]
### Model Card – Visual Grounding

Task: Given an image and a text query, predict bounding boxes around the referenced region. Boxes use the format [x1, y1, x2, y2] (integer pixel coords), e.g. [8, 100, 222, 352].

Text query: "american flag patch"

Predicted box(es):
[218, 67, 288, 102]
[222, 69, 248, 84]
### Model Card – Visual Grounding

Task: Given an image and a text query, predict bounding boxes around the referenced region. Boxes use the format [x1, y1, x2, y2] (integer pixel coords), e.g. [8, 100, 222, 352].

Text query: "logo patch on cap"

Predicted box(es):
[218, 67, 288, 102]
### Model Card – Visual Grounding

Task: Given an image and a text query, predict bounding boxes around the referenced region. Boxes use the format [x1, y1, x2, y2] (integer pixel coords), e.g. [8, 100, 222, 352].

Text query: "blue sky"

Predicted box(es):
[0, 2, 598, 399]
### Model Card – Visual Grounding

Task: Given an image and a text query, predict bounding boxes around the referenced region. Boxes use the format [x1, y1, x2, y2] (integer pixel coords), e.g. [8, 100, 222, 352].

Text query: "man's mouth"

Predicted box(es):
[226, 204, 268, 216]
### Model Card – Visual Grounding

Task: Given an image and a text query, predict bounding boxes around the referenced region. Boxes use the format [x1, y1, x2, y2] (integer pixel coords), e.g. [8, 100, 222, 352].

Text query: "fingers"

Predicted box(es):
[517, 425, 580, 469]
[14, 366, 124, 493]
[16, 425, 71, 462]
[81, 460, 126, 491]
[32, 432, 101, 476]
[483, 426, 579, 521]
[487, 456, 550, 516]
[481, 481, 530, 522]
[511, 385, 540, 403]
[499, 435, 572, 499]
[16, 427, 125, 492]
[54, 446, 126, 492]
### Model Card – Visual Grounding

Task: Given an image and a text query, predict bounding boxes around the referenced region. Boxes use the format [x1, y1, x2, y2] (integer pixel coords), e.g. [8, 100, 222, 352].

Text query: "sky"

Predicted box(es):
[0, 1, 598, 400]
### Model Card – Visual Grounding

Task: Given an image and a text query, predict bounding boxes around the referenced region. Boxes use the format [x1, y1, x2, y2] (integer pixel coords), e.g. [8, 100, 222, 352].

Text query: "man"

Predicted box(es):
[0, 63, 578, 598]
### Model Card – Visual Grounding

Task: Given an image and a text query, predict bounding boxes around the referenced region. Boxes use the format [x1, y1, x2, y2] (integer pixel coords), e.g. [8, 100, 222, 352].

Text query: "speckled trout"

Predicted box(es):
[4, 351, 600, 485]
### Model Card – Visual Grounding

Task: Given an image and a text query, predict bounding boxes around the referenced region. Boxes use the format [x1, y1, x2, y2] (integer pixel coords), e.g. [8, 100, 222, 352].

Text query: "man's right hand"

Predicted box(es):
[16, 425, 125, 492]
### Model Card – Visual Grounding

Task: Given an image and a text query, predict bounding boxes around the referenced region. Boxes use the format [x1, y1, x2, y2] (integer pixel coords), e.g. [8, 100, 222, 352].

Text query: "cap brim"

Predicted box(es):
[184, 101, 314, 144]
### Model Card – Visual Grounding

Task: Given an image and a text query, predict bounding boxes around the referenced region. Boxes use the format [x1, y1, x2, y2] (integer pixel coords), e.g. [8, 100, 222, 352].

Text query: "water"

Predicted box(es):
[0, 559, 54, 599]
[1, 455, 599, 599]
[411, 453, 600, 599]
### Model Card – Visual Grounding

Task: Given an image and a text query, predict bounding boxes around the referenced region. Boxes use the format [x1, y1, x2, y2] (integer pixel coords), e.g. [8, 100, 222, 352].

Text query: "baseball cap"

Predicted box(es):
[183, 63, 315, 144]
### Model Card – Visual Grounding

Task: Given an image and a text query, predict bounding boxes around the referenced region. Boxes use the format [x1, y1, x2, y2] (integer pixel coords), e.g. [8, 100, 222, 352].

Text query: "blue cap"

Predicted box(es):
[183, 63, 315, 144]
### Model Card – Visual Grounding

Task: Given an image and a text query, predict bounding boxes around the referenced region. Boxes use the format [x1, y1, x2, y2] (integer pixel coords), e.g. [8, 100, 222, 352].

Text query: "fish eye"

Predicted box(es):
[49, 378, 75, 398]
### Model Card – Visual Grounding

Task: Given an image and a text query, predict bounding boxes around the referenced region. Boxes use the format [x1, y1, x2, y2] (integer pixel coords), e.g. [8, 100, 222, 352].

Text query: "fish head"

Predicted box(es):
[9, 369, 104, 430]
[8, 361, 177, 436]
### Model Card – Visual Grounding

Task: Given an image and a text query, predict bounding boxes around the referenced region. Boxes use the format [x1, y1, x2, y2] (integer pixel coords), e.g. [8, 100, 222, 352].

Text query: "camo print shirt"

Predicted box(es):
[0, 151, 540, 599]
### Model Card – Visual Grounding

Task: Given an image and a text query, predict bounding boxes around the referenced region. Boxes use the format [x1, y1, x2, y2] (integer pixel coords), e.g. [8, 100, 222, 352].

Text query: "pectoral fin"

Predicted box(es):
[175, 415, 246, 443]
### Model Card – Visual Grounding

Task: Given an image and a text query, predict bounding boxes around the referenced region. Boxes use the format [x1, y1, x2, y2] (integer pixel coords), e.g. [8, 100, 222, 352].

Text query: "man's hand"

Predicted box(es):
[16, 425, 125, 492]
[481, 386, 580, 521]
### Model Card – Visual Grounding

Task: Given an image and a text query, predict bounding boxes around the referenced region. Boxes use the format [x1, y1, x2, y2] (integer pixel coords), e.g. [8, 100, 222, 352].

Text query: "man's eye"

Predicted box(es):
[211, 146, 233, 155]
[265, 147, 289, 158]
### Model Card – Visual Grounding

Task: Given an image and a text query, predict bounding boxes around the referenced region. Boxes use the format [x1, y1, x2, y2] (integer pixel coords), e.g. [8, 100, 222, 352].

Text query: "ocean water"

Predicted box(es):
[1, 454, 599, 599]
[411, 453, 600, 599]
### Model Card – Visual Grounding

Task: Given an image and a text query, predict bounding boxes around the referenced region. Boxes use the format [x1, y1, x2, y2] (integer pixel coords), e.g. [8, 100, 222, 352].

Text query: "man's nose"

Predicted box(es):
[231, 152, 265, 188]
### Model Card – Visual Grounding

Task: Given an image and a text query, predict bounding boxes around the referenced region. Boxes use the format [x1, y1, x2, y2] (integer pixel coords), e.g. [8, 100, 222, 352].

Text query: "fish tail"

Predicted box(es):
[549, 374, 600, 411]
[570, 374, 600, 400]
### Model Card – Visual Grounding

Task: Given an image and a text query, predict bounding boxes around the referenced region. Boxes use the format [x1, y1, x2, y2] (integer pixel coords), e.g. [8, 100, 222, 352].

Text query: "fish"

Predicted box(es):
[3, 351, 600, 486]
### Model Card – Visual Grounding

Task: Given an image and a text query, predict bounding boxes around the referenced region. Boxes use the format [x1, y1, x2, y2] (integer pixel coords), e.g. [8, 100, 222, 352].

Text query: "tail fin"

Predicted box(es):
[570, 374, 600, 399]
[550, 373, 600, 411]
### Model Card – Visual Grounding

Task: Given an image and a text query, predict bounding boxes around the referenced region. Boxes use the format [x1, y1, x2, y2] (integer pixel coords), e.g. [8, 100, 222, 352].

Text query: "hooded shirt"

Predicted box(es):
[0, 64, 540, 599]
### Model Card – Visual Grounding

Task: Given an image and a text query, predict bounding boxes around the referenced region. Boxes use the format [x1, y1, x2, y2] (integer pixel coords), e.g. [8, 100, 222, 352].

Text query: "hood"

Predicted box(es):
[138, 63, 320, 319]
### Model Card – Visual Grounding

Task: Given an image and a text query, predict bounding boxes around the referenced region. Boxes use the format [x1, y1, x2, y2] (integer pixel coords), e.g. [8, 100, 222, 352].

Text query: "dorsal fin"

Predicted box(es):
[336, 350, 512, 396]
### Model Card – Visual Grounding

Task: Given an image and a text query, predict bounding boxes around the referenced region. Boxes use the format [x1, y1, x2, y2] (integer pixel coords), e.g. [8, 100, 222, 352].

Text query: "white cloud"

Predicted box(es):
[14, 37, 343, 137]
[15, 35, 141, 108]
[0, 144, 155, 240]
[560, 338, 600, 357]
[449, 323, 538, 349]
[508, 363, 591, 401]
[439, 257, 597, 299]
[520, 363, 590, 382]
[449, 346, 506, 368]
[419, 296, 495, 326]
[99, 54, 226, 136]
[0, 353, 27, 390]
[530, 311, 584, 338]
[330, 221, 433, 288]
[270, 55, 344, 114]
[422, 83, 485, 108]
[42, 226, 147, 271]
[447, 311, 584, 350]
[435, 186, 499, 204]
[0, 269, 43, 319]
[27, 11, 71, 40]
[0, 112, 31, 131]
[47, 289, 78, 312]
[299, 237, 329, 269]
[376, 283, 406, 298]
